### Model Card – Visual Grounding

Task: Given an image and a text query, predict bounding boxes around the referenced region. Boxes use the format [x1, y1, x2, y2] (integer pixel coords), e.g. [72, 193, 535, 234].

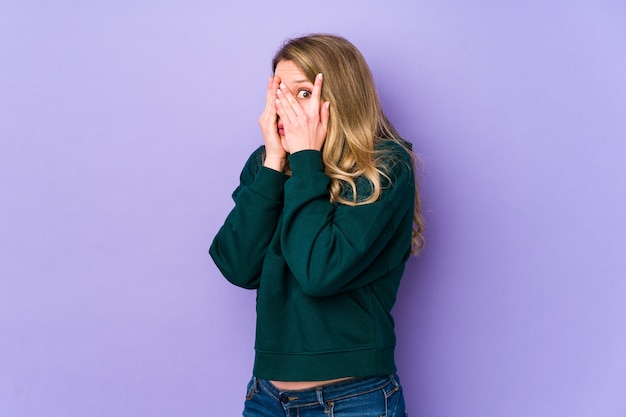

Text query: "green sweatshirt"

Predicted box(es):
[209, 139, 415, 381]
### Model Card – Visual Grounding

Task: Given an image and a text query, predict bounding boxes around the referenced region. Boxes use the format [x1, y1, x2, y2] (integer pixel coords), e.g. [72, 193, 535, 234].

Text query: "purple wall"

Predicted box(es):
[2, 1, 625, 416]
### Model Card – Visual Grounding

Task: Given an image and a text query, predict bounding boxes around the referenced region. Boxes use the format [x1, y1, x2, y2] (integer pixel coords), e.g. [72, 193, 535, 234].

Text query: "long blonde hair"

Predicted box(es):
[272, 34, 425, 254]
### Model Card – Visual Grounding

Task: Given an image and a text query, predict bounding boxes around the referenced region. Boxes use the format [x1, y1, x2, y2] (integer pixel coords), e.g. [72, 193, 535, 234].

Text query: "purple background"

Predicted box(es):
[2, 1, 625, 416]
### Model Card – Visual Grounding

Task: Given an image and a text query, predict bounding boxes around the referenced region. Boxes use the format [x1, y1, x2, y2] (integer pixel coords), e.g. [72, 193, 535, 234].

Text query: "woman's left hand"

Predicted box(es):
[275, 73, 330, 153]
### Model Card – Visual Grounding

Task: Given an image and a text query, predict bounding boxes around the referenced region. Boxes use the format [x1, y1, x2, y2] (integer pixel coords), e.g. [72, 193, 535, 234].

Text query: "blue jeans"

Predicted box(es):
[242, 374, 407, 417]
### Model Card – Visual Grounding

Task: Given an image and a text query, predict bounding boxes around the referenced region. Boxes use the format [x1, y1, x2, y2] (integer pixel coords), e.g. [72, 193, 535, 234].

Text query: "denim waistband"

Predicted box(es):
[254, 374, 400, 408]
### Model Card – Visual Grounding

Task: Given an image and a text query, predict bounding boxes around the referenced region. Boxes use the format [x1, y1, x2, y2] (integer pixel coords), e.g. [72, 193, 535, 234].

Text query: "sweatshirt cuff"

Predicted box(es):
[249, 166, 289, 200]
[288, 150, 324, 175]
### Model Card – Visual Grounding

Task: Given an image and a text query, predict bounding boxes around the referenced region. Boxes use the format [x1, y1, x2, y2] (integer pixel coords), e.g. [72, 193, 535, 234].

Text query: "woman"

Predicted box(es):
[210, 34, 425, 417]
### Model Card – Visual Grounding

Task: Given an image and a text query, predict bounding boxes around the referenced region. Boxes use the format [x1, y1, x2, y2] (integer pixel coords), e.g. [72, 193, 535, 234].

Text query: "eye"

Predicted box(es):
[296, 89, 312, 99]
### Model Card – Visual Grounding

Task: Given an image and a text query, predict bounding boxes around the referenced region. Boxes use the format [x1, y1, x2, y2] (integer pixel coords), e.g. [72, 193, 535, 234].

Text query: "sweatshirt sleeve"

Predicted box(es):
[209, 147, 289, 289]
[281, 147, 415, 297]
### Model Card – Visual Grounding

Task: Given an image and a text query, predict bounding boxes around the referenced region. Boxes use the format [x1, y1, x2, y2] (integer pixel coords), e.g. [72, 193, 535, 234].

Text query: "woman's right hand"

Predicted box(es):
[259, 75, 286, 172]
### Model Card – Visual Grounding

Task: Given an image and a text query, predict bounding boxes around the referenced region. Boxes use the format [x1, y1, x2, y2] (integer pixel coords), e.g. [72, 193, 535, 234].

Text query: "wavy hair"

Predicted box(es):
[272, 34, 425, 254]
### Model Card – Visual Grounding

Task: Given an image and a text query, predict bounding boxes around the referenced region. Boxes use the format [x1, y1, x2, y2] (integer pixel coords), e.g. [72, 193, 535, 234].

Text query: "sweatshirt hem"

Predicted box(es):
[252, 346, 396, 381]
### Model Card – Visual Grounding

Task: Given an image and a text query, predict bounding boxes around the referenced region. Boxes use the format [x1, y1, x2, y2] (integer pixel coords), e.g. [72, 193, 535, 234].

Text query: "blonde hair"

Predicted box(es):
[272, 34, 425, 254]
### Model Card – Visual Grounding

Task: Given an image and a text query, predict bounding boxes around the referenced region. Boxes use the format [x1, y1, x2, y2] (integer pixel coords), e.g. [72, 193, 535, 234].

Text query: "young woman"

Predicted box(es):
[210, 34, 425, 417]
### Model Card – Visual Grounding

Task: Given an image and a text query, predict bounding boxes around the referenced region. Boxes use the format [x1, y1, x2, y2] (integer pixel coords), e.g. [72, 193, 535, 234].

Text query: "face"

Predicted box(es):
[273, 60, 315, 146]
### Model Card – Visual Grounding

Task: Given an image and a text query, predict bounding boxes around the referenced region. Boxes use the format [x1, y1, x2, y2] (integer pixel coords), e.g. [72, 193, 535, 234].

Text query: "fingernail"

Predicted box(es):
[318, 73, 323, 80]
[280, 83, 286, 89]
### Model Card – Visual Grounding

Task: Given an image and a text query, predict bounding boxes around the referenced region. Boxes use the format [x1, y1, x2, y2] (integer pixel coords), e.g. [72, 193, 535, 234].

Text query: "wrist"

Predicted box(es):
[263, 154, 287, 172]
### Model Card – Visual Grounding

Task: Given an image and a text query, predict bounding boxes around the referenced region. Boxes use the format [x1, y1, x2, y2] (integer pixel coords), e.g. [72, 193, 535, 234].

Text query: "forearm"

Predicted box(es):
[210, 166, 288, 288]
[280, 150, 414, 296]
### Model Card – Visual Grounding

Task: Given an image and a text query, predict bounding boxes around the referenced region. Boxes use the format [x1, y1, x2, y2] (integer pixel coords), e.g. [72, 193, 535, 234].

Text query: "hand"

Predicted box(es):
[258, 75, 287, 171]
[275, 73, 330, 154]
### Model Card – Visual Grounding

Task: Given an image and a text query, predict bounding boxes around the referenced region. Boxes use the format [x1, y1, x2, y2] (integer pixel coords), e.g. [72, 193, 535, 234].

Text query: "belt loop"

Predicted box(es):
[246, 377, 259, 401]
[316, 387, 334, 416]
[390, 373, 399, 388]
[316, 386, 324, 406]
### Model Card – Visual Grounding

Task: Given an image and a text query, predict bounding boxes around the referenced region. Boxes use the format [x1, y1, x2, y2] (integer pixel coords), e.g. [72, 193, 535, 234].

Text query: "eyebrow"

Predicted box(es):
[293, 79, 311, 84]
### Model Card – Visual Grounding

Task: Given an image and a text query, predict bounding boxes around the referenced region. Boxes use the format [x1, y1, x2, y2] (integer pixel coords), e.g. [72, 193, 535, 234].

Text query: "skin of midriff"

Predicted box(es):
[270, 377, 353, 391]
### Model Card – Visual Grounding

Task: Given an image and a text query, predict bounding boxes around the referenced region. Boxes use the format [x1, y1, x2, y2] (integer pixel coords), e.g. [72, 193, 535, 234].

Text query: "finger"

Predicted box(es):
[266, 76, 272, 93]
[264, 76, 273, 104]
[265, 76, 279, 107]
[264, 77, 282, 123]
[260, 77, 279, 133]
[266, 97, 277, 123]
[275, 94, 292, 125]
[277, 84, 295, 111]
[312, 73, 323, 104]
[320, 101, 330, 131]
[276, 85, 299, 122]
